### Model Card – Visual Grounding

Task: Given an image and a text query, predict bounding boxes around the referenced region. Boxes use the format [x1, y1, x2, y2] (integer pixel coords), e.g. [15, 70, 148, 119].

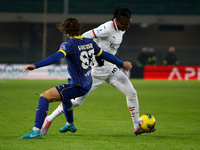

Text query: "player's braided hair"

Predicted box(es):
[113, 8, 131, 21]
[57, 18, 81, 37]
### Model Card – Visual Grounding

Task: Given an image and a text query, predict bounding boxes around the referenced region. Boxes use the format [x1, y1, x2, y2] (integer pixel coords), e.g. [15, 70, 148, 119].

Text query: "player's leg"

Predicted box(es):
[41, 73, 105, 135]
[41, 84, 82, 135]
[107, 70, 140, 131]
[46, 91, 91, 121]
[47, 74, 104, 121]
[52, 84, 87, 134]
[41, 91, 91, 135]
[58, 83, 92, 133]
[59, 100, 77, 133]
[108, 70, 155, 135]
[19, 87, 61, 139]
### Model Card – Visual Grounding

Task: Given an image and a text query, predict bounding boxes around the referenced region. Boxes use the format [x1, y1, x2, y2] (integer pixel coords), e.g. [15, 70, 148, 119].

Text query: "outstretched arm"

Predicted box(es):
[98, 50, 132, 70]
[23, 52, 64, 72]
[23, 65, 36, 72]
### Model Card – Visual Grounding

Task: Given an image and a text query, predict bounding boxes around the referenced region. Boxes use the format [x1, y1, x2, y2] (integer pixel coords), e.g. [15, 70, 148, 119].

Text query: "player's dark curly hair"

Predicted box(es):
[57, 18, 81, 37]
[112, 8, 131, 21]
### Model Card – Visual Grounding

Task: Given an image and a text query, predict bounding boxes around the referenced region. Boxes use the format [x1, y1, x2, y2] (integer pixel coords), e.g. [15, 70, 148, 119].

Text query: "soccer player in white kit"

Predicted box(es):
[41, 8, 155, 135]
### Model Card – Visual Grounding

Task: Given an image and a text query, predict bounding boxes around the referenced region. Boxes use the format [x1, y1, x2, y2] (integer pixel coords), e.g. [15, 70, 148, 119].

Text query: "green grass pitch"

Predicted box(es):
[0, 79, 200, 150]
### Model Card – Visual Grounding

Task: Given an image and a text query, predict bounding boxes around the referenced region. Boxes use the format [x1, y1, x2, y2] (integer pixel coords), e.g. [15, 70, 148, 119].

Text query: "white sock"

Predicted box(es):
[128, 107, 140, 130]
[126, 94, 140, 130]
[67, 122, 73, 126]
[33, 127, 40, 131]
[133, 112, 140, 130]
[47, 103, 64, 122]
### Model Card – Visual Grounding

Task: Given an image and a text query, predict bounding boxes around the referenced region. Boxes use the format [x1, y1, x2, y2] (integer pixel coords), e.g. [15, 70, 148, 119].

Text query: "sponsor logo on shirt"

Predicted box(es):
[96, 29, 103, 33]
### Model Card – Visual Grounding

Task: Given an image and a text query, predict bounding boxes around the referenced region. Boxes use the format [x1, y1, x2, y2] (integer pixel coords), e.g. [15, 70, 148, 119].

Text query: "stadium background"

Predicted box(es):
[0, 0, 200, 78]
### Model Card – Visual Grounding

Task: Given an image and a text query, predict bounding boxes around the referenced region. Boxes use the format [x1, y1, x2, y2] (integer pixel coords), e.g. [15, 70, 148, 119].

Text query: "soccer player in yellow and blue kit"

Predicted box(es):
[19, 18, 132, 139]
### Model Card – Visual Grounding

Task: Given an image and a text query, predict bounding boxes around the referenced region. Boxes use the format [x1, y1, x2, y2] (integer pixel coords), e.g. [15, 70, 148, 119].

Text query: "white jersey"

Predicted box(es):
[82, 19, 125, 69]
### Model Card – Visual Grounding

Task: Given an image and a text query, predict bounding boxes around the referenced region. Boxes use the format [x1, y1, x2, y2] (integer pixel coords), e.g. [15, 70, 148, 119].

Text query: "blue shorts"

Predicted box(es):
[55, 82, 92, 102]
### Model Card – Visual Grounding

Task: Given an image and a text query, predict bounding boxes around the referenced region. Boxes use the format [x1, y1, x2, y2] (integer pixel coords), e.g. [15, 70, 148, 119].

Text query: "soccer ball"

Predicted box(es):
[138, 114, 156, 132]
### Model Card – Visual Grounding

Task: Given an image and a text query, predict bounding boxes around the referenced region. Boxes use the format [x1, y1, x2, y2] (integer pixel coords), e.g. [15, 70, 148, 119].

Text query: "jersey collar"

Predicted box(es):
[73, 35, 83, 39]
[113, 19, 118, 31]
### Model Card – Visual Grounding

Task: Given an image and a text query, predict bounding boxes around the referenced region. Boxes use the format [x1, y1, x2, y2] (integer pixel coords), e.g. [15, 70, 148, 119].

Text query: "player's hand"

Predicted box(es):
[23, 65, 36, 73]
[123, 61, 132, 70]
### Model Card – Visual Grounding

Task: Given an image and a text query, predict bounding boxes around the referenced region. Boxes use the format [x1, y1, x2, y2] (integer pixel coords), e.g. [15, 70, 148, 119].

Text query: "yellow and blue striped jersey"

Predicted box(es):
[58, 36, 102, 88]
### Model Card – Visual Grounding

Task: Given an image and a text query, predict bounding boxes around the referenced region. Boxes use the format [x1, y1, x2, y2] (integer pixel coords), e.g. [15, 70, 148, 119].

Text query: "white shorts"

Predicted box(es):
[91, 64, 129, 91]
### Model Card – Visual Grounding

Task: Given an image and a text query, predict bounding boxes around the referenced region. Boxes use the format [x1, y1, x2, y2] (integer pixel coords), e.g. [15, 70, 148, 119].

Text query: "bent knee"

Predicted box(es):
[40, 91, 48, 98]
[40, 91, 52, 101]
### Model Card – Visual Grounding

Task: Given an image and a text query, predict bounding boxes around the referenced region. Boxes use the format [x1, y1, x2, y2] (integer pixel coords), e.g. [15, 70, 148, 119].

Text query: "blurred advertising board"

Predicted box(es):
[144, 65, 200, 80]
[0, 64, 70, 79]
